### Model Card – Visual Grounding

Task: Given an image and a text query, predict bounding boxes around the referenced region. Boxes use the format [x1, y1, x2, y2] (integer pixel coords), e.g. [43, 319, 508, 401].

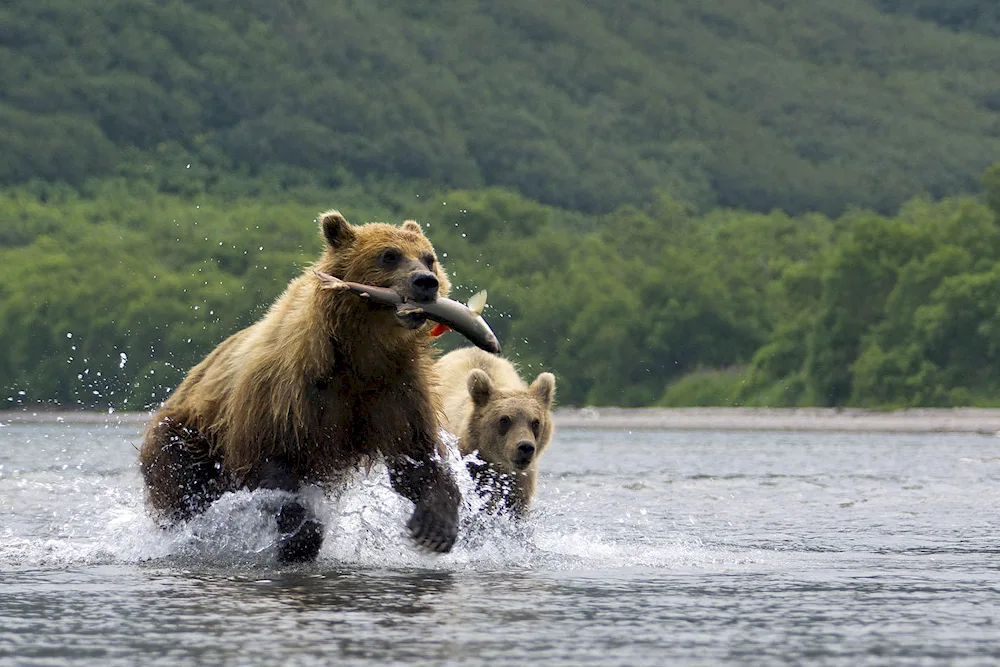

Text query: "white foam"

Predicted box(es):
[1, 431, 775, 572]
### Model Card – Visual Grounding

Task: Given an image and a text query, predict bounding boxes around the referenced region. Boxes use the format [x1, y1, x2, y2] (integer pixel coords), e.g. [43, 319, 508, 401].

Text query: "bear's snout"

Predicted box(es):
[513, 441, 536, 467]
[410, 271, 439, 302]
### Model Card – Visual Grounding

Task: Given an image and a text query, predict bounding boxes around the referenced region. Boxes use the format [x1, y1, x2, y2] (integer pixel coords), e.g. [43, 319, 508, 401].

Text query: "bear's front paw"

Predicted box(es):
[275, 500, 324, 564]
[407, 491, 459, 553]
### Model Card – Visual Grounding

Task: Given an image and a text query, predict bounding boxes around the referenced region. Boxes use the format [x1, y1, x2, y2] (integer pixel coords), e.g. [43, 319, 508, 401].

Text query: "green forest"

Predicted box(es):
[3, 0, 1000, 410]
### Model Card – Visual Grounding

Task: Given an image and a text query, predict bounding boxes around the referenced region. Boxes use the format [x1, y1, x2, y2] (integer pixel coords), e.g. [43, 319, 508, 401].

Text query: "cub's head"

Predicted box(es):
[465, 369, 556, 473]
[316, 210, 451, 326]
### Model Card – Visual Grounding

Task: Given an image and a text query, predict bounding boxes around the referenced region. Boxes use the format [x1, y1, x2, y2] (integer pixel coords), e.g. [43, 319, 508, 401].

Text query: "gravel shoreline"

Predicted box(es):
[4, 407, 1000, 434]
[551, 407, 1000, 434]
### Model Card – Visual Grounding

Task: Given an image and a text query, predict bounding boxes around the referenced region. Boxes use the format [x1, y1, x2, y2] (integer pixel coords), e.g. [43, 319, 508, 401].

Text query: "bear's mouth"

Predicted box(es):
[395, 308, 429, 330]
[512, 456, 533, 470]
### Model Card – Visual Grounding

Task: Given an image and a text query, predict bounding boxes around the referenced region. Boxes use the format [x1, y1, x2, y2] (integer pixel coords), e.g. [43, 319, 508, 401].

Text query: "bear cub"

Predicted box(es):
[435, 347, 556, 516]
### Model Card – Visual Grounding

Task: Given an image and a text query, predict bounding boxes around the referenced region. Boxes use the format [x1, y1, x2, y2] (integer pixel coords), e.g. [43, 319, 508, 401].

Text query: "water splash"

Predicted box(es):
[0, 427, 771, 572]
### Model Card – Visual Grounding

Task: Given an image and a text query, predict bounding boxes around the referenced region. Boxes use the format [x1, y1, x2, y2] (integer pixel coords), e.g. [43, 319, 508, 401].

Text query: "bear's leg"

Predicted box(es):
[463, 461, 537, 518]
[257, 459, 324, 563]
[509, 469, 537, 518]
[139, 418, 227, 523]
[465, 461, 506, 515]
[388, 456, 460, 553]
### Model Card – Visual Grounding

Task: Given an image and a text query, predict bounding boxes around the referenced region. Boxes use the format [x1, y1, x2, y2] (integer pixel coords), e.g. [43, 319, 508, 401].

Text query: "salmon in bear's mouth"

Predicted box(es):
[313, 271, 501, 354]
[427, 290, 486, 338]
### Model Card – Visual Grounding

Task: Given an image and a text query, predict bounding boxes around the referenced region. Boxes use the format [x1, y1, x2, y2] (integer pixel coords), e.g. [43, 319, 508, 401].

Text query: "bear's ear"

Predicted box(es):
[401, 220, 423, 234]
[530, 372, 556, 407]
[467, 369, 494, 407]
[319, 210, 356, 249]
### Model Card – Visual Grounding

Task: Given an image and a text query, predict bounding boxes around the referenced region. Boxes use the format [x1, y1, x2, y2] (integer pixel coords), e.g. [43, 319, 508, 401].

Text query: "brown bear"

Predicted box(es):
[434, 347, 555, 516]
[139, 210, 460, 562]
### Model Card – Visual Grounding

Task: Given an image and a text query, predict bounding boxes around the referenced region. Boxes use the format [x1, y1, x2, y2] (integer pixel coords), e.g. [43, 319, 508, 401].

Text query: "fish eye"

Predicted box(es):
[498, 415, 511, 435]
[379, 248, 402, 268]
[531, 418, 541, 436]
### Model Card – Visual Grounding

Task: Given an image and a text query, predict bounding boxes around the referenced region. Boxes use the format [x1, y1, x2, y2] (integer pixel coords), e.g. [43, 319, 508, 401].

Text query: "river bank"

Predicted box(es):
[551, 407, 1000, 434]
[5, 407, 1000, 434]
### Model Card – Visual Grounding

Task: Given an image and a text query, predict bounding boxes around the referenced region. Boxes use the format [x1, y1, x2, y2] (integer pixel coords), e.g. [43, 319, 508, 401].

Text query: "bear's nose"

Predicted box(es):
[514, 441, 536, 465]
[410, 271, 439, 302]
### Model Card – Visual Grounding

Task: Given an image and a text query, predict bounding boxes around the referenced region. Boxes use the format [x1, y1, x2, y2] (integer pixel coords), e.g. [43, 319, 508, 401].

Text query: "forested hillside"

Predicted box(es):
[3, 0, 1000, 215]
[4, 1, 1000, 410]
[871, 0, 1000, 36]
[4, 167, 1000, 410]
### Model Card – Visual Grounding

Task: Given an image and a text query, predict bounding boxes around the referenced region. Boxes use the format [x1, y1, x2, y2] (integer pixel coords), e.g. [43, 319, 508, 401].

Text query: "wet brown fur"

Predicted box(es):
[434, 347, 556, 515]
[139, 212, 455, 534]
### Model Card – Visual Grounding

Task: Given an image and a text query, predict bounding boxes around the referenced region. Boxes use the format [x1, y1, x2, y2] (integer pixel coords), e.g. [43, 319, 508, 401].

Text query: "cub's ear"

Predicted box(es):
[530, 372, 556, 407]
[402, 220, 424, 234]
[467, 369, 494, 408]
[319, 210, 356, 249]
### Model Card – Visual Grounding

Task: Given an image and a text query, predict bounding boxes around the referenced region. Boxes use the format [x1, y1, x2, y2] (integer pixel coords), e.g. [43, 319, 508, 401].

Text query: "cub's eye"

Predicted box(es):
[530, 419, 541, 436]
[498, 415, 511, 435]
[378, 248, 402, 268]
[422, 254, 436, 269]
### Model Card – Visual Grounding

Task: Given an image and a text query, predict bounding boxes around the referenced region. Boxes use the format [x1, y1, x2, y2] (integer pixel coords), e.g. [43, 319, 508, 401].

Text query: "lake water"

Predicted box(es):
[2, 419, 999, 665]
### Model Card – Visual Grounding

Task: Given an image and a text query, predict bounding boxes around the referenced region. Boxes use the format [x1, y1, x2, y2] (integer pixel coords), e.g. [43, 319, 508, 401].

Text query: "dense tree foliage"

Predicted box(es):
[4, 2, 1000, 409]
[871, 0, 1000, 36]
[4, 165, 1000, 410]
[2, 0, 1000, 216]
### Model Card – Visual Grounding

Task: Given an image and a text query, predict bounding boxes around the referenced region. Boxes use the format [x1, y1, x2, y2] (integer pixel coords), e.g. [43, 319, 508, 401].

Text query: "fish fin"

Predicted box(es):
[430, 323, 451, 337]
[467, 290, 487, 314]
[313, 270, 349, 290]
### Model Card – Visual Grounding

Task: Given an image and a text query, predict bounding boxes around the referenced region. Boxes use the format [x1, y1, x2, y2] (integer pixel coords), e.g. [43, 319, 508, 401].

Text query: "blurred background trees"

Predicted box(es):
[3, 0, 1000, 215]
[2, 0, 1000, 409]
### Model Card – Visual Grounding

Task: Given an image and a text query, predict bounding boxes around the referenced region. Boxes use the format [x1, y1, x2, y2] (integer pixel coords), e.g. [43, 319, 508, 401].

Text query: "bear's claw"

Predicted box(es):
[407, 501, 458, 553]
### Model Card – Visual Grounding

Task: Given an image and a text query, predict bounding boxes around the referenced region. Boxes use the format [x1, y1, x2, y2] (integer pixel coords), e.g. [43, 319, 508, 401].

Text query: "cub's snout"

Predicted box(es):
[513, 441, 536, 467]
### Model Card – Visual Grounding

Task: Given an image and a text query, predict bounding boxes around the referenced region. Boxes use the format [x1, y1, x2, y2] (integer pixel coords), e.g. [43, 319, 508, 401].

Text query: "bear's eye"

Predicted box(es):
[531, 418, 541, 437]
[422, 253, 436, 269]
[378, 248, 402, 268]
[498, 415, 511, 435]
